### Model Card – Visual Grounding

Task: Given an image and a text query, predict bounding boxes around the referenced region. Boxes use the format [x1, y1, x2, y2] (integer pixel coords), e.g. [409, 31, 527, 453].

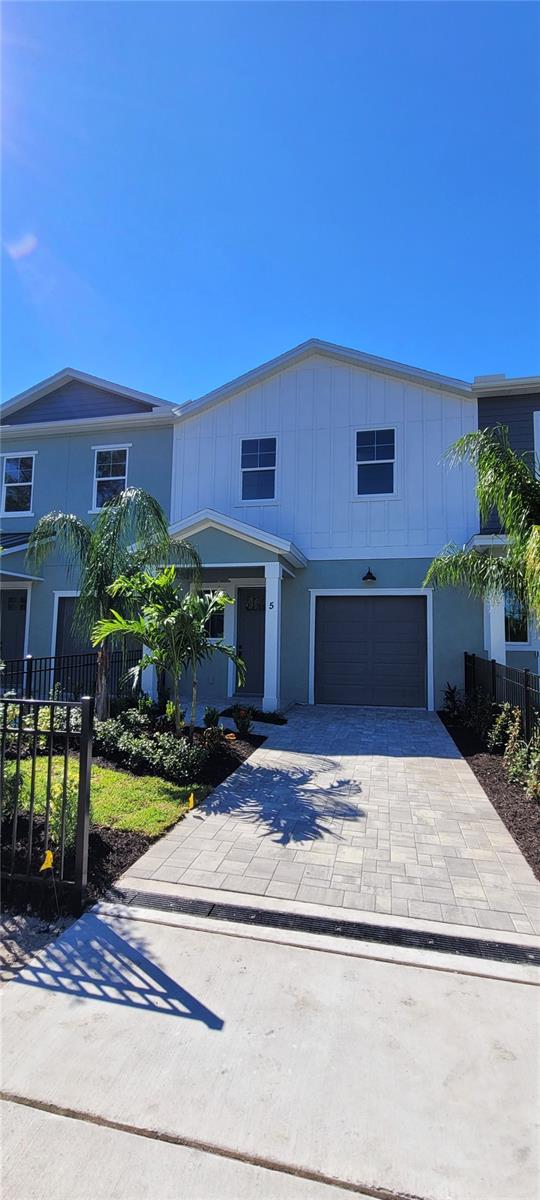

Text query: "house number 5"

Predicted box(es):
[268, 601, 274, 609]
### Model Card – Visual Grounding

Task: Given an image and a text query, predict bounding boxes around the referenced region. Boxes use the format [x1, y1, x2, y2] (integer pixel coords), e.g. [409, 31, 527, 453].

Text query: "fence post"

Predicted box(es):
[471, 653, 476, 691]
[491, 658, 497, 702]
[74, 696, 94, 914]
[523, 670, 532, 742]
[24, 655, 33, 699]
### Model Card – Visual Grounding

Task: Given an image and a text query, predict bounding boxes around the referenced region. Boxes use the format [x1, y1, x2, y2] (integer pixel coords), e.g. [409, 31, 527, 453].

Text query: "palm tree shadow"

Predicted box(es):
[194, 758, 365, 846]
[12, 913, 224, 1029]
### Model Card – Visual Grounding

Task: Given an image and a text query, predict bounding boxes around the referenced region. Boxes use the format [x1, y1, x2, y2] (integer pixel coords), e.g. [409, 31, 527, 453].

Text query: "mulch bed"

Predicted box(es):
[440, 713, 540, 881]
[1, 730, 265, 915]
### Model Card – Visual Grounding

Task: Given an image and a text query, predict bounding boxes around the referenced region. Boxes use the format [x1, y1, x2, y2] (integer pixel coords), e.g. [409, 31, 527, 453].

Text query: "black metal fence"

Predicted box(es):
[1, 650, 142, 703]
[465, 652, 540, 742]
[0, 696, 94, 913]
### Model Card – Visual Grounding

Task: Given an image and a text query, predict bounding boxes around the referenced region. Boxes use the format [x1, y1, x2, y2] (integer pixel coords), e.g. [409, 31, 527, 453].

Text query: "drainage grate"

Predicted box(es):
[111, 888, 540, 967]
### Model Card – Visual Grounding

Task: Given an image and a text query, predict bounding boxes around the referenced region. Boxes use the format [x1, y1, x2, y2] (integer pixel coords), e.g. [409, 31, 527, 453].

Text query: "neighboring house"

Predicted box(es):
[472, 373, 540, 674]
[1, 341, 539, 710]
[0, 369, 176, 670]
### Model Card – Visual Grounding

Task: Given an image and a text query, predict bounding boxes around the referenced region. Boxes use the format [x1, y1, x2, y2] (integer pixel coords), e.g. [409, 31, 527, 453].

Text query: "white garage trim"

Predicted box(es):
[308, 588, 434, 711]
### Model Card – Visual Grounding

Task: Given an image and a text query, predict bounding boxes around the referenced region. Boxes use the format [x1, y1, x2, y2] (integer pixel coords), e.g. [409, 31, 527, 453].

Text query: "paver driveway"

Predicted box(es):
[121, 706, 540, 935]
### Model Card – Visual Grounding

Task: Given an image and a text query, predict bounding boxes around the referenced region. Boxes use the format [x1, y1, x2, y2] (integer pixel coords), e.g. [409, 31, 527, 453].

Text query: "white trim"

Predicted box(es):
[0, 451, 36, 518]
[263, 562, 282, 711]
[473, 375, 540, 397]
[169, 507, 307, 569]
[0, 412, 174, 437]
[354, 425, 398, 501]
[239, 434, 278, 505]
[0, 580, 32, 658]
[173, 338, 472, 424]
[308, 588, 434, 711]
[92, 444, 129, 512]
[0, 571, 42, 581]
[1, 368, 177, 421]
[51, 590, 80, 659]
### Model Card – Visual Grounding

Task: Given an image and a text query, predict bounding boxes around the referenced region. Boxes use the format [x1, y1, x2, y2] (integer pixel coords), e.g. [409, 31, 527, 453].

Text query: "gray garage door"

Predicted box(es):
[315, 595, 427, 707]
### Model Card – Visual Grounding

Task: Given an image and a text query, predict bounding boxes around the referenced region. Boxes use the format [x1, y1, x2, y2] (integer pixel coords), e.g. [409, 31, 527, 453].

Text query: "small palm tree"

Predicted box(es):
[92, 566, 245, 734]
[26, 489, 200, 720]
[424, 426, 540, 622]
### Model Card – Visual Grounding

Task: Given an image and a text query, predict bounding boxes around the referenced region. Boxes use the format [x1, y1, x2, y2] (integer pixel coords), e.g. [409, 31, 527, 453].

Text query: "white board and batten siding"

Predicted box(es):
[171, 356, 478, 559]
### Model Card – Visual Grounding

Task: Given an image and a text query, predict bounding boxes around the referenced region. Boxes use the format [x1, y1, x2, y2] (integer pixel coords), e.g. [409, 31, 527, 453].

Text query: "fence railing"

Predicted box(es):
[1, 650, 141, 703]
[464, 652, 540, 742]
[0, 696, 94, 913]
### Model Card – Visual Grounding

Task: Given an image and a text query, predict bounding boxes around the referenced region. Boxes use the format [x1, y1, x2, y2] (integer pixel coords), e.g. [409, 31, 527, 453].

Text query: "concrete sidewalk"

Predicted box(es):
[1, 903, 538, 1200]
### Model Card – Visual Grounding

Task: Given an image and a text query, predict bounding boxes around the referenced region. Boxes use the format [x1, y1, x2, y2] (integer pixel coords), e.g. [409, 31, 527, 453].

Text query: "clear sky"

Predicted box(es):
[2, 1, 539, 405]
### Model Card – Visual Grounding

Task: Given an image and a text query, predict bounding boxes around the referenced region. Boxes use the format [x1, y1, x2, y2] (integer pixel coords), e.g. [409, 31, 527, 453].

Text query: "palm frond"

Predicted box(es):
[26, 513, 92, 575]
[423, 544, 525, 600]
[445, 426, 540, 539]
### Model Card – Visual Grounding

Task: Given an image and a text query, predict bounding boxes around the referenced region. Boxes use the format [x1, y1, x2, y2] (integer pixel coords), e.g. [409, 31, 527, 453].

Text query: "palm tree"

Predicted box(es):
[424, 426, 540, 622]
[92, 567, 245, 734]
[26, 489, 200, 720]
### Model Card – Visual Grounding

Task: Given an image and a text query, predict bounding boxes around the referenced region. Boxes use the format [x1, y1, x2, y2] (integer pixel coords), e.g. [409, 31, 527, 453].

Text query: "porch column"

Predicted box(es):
[483, 596, 506, 665]
[263, 562, 282, 712]
[223, 589, 236, 698]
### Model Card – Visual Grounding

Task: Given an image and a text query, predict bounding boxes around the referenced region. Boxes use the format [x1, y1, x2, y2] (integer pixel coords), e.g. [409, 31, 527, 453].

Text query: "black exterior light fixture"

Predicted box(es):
[362, 567, 377, 583]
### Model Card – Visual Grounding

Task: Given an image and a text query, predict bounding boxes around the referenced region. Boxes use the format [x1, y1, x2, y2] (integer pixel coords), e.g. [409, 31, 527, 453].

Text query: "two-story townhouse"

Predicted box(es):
[471, 372, 540, 674]
[0, 369, 176, 668]
[1, 341, 538, 710]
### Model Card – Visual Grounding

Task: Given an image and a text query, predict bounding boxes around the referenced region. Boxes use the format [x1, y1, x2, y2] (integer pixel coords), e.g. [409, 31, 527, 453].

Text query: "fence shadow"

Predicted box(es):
[11, 913, 224, 1029]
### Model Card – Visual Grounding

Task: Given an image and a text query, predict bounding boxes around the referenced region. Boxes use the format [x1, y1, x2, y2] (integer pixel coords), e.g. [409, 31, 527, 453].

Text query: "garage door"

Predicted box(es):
[314, 595, 427, 707]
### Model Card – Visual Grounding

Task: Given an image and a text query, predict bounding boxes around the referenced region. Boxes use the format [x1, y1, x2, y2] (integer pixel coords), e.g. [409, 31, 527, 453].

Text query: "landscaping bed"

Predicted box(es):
[2, 726, 265, 913]
[440, 713, 540, 880]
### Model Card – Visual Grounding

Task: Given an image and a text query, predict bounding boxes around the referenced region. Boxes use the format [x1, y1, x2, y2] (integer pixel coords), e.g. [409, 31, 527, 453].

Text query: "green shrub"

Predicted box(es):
[203, 724, 225, 752]
[525, 748, 540, 800]
[503, 707, 528, 784]
[486, 703, 514, 752]
[229, 705, 254, 737]
[93, 719, 208, 783]
[442, 683, 464, 721]
[203, 706, 220, 728]
[462, 690, 496, 741]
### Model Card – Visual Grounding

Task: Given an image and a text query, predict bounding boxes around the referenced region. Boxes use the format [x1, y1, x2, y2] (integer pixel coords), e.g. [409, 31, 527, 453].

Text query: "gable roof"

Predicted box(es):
[174, 338, 473, 422]
[168, 508, 307, 569]
[1, 368, 176, 427]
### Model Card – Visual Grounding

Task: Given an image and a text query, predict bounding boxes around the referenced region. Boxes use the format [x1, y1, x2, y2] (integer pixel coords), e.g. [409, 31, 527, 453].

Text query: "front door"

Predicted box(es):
[0, 589, 27, 660]
[236, 587, 265, 696]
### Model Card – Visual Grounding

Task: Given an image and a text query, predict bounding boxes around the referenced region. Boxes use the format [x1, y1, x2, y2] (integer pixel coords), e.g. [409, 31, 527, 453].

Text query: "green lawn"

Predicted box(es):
[4, 757, 210, 839]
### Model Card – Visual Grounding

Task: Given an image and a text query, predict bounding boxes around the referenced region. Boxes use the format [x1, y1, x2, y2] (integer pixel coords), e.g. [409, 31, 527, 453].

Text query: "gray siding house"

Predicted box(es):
[1, 343, 539, 708]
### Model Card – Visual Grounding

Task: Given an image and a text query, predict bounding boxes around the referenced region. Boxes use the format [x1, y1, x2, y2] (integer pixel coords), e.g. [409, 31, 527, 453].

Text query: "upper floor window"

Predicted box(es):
[1, 454, 35, 514]
[356, 429, 395, 496]
[504, 592, 529, 643]
[93, 446, 129, 510]
[241, 437, 276, 501]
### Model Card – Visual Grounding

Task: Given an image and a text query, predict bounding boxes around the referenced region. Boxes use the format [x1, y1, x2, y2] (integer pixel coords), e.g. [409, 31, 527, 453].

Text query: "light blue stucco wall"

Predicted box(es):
[183, 527, 280, 565]
[280, 558, 484, 711]
[1, 424, 173, 527]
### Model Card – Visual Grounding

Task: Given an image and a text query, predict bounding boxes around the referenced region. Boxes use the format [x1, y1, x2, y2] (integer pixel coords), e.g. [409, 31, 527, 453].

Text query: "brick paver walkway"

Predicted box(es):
[122, 707, 540, 935]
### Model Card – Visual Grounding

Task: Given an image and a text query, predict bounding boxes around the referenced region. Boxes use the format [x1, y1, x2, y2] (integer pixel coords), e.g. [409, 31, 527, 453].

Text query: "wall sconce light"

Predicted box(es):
[362, 567, 376, 582]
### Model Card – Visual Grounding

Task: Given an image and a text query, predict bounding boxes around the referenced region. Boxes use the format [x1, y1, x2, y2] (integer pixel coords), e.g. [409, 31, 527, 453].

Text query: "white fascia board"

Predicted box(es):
[1, 368, 177, 421]
[473, 376, 540, 397]
[169, 508, 307, 569]
[172, 339, 473, 423]
[0, 411, 174, 438]
[0, 570, 42, 581]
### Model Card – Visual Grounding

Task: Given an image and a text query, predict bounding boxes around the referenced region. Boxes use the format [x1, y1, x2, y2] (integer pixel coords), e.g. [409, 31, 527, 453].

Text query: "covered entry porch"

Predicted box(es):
[168, 509, 306, 712]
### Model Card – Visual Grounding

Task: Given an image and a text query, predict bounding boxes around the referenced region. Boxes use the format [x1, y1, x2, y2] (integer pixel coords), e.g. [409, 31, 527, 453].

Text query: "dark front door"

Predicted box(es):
[236, 587, 265, 696]
[315, 595, 427, 707]
[0, 589, 27, 660]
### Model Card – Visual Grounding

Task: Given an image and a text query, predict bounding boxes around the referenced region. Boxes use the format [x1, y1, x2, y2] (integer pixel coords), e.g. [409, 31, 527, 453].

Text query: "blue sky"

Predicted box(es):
[2, 2, 539, 404]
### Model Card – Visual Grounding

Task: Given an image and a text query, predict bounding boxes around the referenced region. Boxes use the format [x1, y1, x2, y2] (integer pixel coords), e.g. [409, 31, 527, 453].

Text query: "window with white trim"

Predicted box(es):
[356, 429, 395, 496]
[504, 592, 529, 643]
[93, 447, 128, 509]
[1, 454, 35, 513]
[241, 437, 276, 501]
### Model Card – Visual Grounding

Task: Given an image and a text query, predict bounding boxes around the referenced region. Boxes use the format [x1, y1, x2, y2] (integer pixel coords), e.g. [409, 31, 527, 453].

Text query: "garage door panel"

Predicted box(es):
[315, 596, 426, 707]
